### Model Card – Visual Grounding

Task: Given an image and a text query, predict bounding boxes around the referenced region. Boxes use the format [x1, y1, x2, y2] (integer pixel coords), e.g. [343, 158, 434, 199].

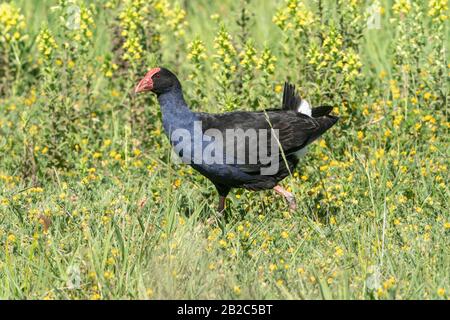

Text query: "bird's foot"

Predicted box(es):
[207, 209, 225, 226]
[206, 217, 214, 225]
[206, 215, 219, 226]
[287, 196, 297, 211]
[274, 185, 297, 211]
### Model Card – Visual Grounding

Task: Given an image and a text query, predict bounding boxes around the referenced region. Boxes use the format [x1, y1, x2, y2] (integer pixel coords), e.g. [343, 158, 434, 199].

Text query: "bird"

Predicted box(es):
[135, 67, 338, 213]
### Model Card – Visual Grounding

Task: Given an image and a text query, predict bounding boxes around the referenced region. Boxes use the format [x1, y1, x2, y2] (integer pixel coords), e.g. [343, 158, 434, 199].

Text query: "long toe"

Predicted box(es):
[288, 198, 297, 211]
[274, 185, 297, 211]
[206, 216, 216, 226]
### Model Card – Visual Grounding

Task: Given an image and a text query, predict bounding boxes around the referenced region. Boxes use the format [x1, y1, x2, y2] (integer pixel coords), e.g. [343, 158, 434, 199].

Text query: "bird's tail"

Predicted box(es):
[311, 105, 333, 118]
[307, 115, 339, 145]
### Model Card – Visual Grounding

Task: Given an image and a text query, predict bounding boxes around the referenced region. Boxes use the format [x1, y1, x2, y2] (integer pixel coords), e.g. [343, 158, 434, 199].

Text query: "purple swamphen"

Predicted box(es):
[135, 67, 338, 212]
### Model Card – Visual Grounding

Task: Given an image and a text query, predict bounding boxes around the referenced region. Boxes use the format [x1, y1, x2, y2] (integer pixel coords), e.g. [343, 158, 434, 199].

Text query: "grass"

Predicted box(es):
[0, 0, 449, 299]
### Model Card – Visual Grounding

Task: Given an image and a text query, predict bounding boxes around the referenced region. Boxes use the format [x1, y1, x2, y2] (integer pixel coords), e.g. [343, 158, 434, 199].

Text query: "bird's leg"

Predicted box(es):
[274, 185, 297, 211]
[207, 184, 231, 225]
[218, 195, 226, 213]
[207, 195, 227, 226]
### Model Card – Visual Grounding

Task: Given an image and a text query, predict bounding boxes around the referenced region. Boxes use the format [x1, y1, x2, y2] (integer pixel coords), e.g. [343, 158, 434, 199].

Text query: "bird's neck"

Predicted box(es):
[158, 87, 195, 134]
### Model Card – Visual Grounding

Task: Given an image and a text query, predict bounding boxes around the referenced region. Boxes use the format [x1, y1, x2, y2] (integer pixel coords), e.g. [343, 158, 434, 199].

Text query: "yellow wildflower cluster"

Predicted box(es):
[383, 277, 396, 290]
[428, 0, 448, 21]
[36, 28, 58, 58]
[186, 39, 208, 105]
[101, 55, 119, 78]
[119, 0, 149, 62]
[213, 27, 237, 73]
[119, 0, 187, 63]
[273, 0, 315, 31]
[74, 6, 95, 43]
[257, 47, 277, 75]
[159, 1, 188, 38]
[437, 288, 446, 297]
[390, 80, 401, 100]
[307, 29, 362, 83]
[239, 42, 258, 71]
[0, 2, 27, 44]
[393, 0, 412, 15]
[339, 49, 362, 82]
[187, 39, 207, 65]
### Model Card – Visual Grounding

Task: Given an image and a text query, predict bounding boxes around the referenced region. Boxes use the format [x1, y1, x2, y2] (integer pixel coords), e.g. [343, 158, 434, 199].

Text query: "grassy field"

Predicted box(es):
[0, 0, 449, 299]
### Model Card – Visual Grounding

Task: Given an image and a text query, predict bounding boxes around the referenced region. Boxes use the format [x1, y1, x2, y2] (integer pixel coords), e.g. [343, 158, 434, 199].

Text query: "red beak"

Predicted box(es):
[135, 77, 152, 93]
[135, 67, 161, 94]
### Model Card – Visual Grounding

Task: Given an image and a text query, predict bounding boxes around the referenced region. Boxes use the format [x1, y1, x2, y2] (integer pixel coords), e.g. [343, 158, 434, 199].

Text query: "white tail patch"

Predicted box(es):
[294, 99, 312, 159]
[298, 99, 312, 117]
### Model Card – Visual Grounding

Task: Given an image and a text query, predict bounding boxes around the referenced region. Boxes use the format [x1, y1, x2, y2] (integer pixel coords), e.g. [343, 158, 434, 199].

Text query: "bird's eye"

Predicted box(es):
[154, 74, 160, 79]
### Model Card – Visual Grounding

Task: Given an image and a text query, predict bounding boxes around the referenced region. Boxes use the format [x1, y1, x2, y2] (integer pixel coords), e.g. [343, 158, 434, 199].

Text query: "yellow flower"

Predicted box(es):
[383, 277, 396, 290]
[7, 234, 16, 243]
[384, 129, 392, 138]
[93, 152, 102, 159]
[111, 248, 119, 257]
[330, 216, 337, 225]
[226, 232, 236, 240]
[393, 0, 411, 15]
[281, 231, 289, 239]
[36, 27, 58, 59]
[357, 131, 364, 140]
[218, 239, 227, 248]
[334, 246, 344, 257]
[376, 288, 384, 298]
[233, 286, 241, 295]
[428, 0, 448, 21]
[43, 292, 54, 300]
[0, 3, 27, 44]
[375, 148, 385, 159]
[104, 271, 114, 280]
[90, 292, 101, 300]
[437, 288, 446, 297]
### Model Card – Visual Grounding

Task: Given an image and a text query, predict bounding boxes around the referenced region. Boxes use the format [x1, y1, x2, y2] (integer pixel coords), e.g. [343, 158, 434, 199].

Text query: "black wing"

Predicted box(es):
[196, 110, 338, 174]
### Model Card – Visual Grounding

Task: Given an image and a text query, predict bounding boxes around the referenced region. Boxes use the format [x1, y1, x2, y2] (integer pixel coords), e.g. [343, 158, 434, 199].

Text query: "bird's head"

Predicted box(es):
[134, 67, 179, 95]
